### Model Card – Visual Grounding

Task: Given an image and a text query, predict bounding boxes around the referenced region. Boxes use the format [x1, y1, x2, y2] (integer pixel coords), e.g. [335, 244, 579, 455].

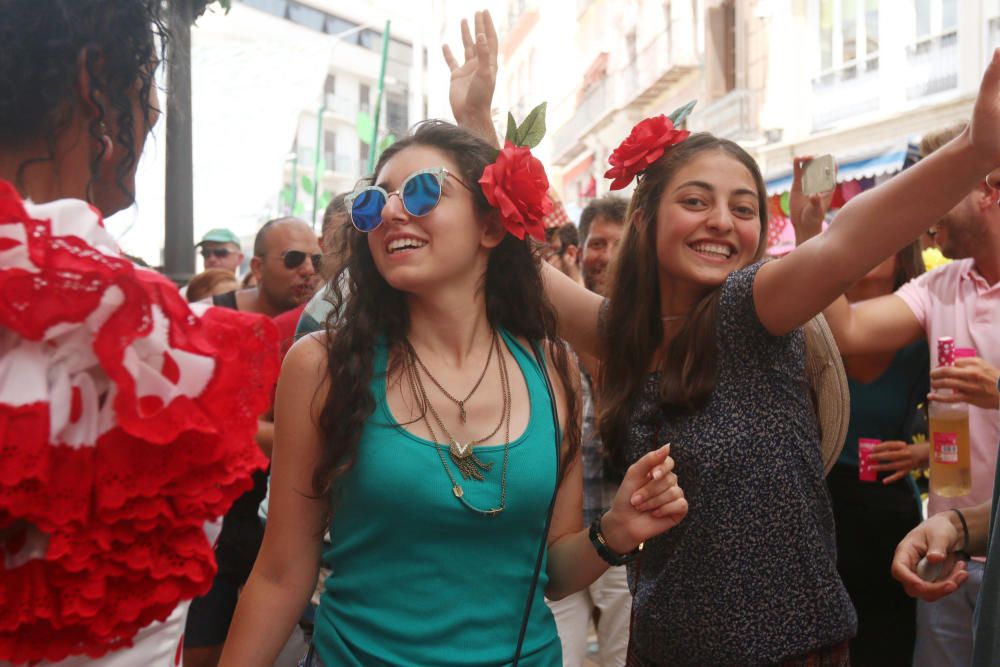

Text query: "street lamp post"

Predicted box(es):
[163, 0, 199, 285]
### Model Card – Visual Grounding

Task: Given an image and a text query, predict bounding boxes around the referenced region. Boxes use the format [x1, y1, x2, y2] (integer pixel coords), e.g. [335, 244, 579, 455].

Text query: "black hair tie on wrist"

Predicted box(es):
[951, 508, 972, 560]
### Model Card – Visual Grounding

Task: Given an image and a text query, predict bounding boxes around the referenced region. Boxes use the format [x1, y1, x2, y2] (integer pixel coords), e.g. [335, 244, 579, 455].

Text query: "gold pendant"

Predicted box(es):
[449, 441, 493, 481]
[453, 485, 464, 498]
[449, 440, 473, 460]
[458, 402, 467, 423]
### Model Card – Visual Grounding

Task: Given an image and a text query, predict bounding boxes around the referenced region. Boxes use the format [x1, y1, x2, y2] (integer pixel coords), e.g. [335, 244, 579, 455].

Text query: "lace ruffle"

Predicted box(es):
[0, 180, 279, 663]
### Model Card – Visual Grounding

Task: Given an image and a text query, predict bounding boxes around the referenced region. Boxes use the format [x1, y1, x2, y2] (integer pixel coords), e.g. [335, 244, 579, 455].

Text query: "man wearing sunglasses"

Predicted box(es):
[185, 216, 322, 667]
[195, 228, 245, 274]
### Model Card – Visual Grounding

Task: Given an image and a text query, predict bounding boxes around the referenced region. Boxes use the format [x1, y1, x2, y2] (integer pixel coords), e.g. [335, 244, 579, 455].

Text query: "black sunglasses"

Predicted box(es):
[281, 250, 322, 272]
[201, 248, 233, 259]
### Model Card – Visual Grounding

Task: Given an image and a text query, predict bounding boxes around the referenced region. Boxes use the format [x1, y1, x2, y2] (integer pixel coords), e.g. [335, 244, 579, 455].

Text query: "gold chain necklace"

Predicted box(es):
[410, 329, 497, 423]
[403, 335, 511, 516]
[405, 335, 506, 478]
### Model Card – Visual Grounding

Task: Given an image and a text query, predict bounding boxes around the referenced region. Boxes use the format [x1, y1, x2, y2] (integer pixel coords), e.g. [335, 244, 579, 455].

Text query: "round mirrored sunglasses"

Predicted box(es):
[346, 167, 472, 233]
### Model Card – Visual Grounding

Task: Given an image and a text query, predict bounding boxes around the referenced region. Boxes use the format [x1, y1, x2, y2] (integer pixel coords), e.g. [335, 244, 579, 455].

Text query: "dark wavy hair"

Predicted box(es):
[599, 133, 770, 473]
[0, 0, 167, 204]
[315, 121, 580, 499]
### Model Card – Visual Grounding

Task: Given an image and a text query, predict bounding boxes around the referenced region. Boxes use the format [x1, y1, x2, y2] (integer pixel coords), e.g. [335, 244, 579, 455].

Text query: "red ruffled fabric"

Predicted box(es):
[0, 180, 279, 663]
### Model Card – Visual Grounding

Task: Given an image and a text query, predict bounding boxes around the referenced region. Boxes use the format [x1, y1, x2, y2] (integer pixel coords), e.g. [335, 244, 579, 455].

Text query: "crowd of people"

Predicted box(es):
[5, 2, 1000, 667]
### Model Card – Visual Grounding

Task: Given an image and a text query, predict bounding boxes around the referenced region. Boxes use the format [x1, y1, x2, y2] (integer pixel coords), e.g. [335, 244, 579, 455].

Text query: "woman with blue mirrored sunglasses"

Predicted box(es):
[345, 167, 474, 232]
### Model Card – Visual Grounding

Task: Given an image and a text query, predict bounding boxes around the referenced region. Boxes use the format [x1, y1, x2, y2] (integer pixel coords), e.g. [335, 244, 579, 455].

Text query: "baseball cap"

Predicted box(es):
[195, 228, 241, 247]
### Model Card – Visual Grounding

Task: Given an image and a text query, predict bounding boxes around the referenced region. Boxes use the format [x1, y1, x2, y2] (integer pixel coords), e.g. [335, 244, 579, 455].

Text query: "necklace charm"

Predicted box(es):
[453, 485, 464, 498]
[449, 440, 494, 481]
[450, 440, 472, 459]
[458, 401, 467, 422]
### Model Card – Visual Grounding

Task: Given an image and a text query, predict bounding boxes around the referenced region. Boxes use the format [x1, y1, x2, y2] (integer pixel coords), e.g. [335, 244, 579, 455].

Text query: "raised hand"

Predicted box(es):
[599, 444, 688, 555]
[789, 156, 836, 245]
[442, 10, 498, 146]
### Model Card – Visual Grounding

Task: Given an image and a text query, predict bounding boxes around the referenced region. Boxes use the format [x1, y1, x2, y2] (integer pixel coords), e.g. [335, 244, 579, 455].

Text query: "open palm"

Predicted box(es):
[443, 11, 497, 126]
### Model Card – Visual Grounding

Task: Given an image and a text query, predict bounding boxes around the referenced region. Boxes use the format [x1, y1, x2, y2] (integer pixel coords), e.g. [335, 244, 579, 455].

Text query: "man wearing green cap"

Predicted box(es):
[196, 228, 244, 274]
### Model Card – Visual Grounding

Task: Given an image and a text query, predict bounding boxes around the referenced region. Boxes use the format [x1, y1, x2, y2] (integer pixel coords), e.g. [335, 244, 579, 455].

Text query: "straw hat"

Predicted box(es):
[802, 313, 850, 475]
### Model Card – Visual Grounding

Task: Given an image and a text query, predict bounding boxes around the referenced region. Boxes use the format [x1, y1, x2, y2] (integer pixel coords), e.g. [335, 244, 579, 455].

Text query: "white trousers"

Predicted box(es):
[546, 565, 632, 667]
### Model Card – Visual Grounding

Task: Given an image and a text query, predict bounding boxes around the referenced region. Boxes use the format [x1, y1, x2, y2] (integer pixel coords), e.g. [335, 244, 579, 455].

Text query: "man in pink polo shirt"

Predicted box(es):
[822, 124, 1000, 666]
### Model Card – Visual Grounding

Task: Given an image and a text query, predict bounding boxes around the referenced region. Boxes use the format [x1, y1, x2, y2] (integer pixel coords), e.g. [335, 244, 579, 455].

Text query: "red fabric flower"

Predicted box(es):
[604, 115, 690, 190]
[479, 141, 552, 241]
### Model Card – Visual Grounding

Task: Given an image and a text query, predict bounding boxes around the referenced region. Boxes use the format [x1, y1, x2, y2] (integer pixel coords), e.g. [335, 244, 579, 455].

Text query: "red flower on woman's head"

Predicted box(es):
[479, 141, 552, 241]
[604, 115, 690, 190]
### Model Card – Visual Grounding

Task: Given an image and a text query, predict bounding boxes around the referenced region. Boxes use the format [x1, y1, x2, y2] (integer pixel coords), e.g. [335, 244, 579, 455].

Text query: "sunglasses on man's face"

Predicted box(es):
[280, 249, 322, 272]
[201, 248, 233, 260]
[345, 167, 473, 233]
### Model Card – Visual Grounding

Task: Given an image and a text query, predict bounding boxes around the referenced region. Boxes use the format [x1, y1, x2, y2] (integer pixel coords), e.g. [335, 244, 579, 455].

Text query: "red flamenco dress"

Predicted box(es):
[0, 180, 279, 665]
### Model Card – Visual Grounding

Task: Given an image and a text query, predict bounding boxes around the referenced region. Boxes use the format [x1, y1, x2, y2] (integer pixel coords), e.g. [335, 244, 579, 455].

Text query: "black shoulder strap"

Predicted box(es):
[212, 290, 238, 310]
[513, 341, 562, 666]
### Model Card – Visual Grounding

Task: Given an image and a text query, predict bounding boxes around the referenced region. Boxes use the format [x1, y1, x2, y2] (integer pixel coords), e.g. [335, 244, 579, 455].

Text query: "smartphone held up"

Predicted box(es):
[802, 154, 837, 195]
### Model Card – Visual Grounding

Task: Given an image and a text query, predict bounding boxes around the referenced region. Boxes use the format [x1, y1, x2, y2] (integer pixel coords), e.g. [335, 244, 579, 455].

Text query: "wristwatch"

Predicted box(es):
[589, 515, 643, 565]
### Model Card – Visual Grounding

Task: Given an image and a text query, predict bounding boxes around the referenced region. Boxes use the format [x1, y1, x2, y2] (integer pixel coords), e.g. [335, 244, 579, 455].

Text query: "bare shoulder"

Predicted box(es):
[283, 330, 330, 375]
[279, 332, 332, 417]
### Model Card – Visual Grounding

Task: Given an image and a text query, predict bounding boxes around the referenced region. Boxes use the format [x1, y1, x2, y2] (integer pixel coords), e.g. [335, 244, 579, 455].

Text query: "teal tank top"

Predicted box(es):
[313, 330, 562, 666]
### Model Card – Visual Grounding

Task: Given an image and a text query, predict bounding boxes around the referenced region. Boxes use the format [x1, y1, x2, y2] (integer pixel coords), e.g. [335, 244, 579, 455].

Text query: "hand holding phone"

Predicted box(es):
[802, 154, 837, 195]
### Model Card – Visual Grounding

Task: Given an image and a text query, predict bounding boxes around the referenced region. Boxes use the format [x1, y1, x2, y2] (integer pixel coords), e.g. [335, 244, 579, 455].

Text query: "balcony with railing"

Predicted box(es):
[550, 76, 611, 165]
[324, 93, 357, 120]
[620, 31, 698, 112]
[551, 30, 697, 165]
[811, 53, 881, 131]
[904, 30, 958, 100]
[324, 153, 358, 176]
[697, 88, 758, 141]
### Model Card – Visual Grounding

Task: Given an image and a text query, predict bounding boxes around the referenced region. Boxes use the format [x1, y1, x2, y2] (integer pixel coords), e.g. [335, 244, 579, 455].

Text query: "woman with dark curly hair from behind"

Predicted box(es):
[0, 2, 279, 665]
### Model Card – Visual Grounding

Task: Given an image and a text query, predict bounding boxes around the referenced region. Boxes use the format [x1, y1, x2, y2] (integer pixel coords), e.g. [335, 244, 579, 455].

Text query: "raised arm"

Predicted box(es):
[784, 155, 925, 353]
[754, 51, 1000, 336]
[541, 261, 604, 357]
[219, 335, 330, 667]
[443, 10, 500, 148]
[822, 293, 923, 355]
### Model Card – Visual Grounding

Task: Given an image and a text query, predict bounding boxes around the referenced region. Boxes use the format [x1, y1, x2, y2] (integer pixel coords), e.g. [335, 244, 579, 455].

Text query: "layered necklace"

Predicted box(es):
[402, 330, 512, 517]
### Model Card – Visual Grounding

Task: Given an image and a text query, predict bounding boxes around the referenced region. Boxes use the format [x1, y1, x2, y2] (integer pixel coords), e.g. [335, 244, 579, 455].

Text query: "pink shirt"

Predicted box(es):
[896, 258, 1000, 517]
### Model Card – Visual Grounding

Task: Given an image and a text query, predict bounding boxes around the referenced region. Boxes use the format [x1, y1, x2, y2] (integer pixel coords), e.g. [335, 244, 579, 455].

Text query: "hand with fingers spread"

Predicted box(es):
[891, 511, 969, 602]
[442, 10, 499, 147]
[599, 444, 688, 556]
[929, 356, 1000, 410]
[869, 440, 929, 484]
[789, 156, 836, 245]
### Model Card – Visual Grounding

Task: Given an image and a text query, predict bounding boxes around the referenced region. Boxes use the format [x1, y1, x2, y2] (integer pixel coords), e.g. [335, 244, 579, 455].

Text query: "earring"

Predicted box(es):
[986, 173, 1000, 207]
[99, 121, 114, 162]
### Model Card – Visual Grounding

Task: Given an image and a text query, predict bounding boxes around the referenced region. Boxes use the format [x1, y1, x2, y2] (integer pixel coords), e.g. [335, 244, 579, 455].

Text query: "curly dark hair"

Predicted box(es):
[0, 0, 168, 204]
[315, 120, 580, 500]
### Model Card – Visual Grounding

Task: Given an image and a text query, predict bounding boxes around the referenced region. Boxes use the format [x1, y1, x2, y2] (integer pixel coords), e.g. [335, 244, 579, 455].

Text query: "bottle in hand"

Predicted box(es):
[928, 338, 972, 497]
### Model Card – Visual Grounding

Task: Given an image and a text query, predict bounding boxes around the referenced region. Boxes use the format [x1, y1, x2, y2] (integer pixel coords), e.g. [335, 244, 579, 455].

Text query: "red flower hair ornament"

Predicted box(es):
[604, 100, 697, 190]
[479, 102, 552, 241]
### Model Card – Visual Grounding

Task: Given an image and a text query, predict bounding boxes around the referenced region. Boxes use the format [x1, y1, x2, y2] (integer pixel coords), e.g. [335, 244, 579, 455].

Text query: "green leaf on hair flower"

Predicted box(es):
[515, 102, 547, 148]
[505, 112, 518, 145]
[668, 100, 697, 128]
